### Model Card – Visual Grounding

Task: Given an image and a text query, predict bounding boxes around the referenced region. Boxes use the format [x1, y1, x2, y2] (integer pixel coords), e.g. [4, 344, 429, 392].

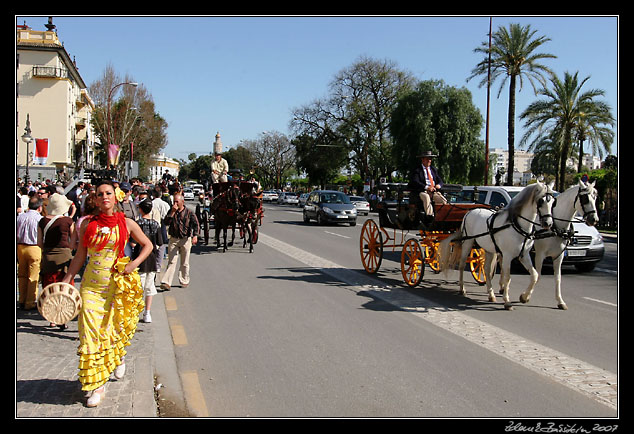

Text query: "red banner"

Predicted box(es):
[34, 138, 48, 165]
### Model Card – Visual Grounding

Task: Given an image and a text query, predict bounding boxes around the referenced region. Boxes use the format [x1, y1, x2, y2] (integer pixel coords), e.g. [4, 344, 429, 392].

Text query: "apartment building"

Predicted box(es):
[16, 19, 96, 182]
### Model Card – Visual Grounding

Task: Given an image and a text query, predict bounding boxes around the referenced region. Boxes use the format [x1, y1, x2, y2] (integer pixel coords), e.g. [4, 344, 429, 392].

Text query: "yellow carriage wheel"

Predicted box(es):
[401, 238, 425, 287]
[469, 247, 487, 285]
[360, 219, 383, 274]
[424, 241, 441, 273]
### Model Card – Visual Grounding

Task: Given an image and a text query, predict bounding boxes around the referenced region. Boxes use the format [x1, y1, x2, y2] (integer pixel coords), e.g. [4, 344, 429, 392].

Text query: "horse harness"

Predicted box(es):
[457, 191, 556, 258]
[531, 186, 597, 260]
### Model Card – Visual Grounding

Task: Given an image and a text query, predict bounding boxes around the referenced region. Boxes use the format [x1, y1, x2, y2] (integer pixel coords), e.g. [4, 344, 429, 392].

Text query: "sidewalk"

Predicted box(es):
[16, 276, 158, 418]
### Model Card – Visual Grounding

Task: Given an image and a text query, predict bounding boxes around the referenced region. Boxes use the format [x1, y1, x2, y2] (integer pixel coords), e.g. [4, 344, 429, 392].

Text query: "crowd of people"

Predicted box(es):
[16, 175, 198, 408]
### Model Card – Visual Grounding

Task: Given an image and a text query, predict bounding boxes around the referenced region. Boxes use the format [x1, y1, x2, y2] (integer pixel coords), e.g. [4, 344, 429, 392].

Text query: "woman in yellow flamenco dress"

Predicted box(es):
[62, 180, 153, 407]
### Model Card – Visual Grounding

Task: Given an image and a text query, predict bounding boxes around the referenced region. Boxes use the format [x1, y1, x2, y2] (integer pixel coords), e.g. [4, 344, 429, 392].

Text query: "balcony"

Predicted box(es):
[32, 66, 69, 79]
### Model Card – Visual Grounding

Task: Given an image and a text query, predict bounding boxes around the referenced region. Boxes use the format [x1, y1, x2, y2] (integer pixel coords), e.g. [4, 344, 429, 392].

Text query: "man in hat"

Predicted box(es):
[408, 150, 447, 222]
[211, 152, 229, 184]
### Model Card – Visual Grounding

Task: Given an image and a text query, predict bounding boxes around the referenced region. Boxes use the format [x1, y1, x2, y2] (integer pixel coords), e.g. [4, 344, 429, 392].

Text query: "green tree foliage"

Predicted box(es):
[390, 80, 485, 184]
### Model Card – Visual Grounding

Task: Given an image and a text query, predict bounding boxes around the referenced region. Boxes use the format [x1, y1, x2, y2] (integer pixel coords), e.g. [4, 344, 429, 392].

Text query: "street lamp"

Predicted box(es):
[106, 82, 138, 169]
[21, 114, 33, 183]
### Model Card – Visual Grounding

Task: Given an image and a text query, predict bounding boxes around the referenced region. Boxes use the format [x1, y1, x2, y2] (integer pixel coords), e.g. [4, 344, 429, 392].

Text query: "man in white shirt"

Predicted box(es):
[211, 152, 229, 184]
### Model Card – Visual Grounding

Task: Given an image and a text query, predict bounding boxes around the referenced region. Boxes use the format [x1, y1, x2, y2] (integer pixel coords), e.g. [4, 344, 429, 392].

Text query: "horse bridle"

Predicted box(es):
[573, 186, 598, 221]
[535, 191, 556, 227]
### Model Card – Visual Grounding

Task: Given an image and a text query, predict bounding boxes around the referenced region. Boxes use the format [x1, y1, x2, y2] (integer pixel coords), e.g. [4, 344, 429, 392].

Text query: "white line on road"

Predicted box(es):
[583, 297, 617, 307]
[258, 231, 617, 411]
[323, 231, 351, 239]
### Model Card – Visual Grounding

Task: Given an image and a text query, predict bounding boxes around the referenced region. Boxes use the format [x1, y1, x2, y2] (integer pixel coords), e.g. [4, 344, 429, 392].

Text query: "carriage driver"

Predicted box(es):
[407, 150, 447, 223]
[211, 151, 229, 184]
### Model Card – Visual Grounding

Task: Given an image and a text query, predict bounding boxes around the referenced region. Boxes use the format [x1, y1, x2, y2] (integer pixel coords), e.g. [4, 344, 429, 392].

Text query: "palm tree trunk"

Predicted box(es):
[506, 75, 517, 186]
[577, 139, 585, 173]
[558, 130, 572, 192]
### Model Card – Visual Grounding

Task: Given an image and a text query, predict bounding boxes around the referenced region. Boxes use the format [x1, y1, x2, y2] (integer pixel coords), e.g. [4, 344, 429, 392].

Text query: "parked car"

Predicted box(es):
[455, 185, 604, 271]
[262, 190, 279, 202]
[348, 195, 370, 215]
[298, 193, 309, 207]
[192, 184, 205, 195]
[278, 192, 299, 205]
[183, 187, 195, 201]
[303, 190, 357, 226]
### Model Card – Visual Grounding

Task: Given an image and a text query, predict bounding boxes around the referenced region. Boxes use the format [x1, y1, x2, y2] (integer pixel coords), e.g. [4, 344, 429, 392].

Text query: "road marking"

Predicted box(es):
[181, 370, 210, 417]
[583, 297, 617, 307]
[168, 317, 188, 346]
[258, 232, 617, 411]
[164, 295, 178, 311]
[324, 230, 351, 239]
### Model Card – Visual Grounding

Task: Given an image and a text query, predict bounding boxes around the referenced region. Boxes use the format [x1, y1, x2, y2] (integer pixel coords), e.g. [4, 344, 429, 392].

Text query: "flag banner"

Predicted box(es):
[108, 143, 120, 166]
[34, 138, 48, 165]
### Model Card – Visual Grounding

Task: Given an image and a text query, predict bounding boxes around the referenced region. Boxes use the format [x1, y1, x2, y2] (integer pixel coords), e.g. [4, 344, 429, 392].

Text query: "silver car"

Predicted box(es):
[303, 190, 357, 226]
[348, 195, 370, 215]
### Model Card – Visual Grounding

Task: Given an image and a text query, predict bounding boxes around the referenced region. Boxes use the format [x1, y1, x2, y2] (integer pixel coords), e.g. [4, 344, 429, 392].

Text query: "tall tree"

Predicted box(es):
[468, 23, 556, 185]
[519, 71, 614, 191]
[390, 79, 485, 184]
[89, 63, 167, 177]
[291, 56, 415, 183]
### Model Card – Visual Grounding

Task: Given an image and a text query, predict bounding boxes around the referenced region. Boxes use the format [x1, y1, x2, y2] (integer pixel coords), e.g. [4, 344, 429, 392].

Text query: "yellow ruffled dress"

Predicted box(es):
[77, 224, 144, 391]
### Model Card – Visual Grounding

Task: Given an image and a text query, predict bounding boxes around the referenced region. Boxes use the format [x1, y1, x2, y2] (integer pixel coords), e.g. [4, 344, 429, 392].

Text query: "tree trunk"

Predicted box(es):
[506, 75, 517, 186]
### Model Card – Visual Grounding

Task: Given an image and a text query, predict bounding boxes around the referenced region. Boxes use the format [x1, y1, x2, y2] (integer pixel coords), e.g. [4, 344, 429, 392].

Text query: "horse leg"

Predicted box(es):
[484, 251, 497, 303]
[516, 251, 539, 310]
[552, 254, 567, 310]
[457, 240, 473, 296]
[499, 256, 513, 310]
[520, 250, 544, 305]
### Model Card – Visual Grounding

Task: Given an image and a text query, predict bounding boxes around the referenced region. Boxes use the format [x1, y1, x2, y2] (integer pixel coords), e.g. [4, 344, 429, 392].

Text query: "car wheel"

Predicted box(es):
[317, 212, 325, 225]
[350, 220, 356, 227]
[303, 211, 310, 223]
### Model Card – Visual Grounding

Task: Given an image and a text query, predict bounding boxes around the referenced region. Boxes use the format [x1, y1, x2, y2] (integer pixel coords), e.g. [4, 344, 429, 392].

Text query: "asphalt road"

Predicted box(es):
[158, 200, 618, 418]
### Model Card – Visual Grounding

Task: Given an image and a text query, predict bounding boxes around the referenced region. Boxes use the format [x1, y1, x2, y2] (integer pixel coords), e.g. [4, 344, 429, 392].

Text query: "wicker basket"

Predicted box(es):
[37, 282, 82, 324]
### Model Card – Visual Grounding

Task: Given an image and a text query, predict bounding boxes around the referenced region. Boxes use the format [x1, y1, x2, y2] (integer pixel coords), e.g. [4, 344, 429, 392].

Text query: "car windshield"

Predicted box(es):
[285, 192, 297, 197]
[320, 193, 350, 204]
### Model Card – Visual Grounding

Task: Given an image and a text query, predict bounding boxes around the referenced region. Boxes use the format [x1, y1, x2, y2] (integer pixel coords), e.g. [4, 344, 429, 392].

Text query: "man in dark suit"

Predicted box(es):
[408, 150, 447, 221]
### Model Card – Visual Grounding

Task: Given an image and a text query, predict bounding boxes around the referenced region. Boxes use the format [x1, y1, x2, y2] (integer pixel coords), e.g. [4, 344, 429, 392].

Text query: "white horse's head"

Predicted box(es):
[576, 180, 599, 226]
[535, 181, 555, 229]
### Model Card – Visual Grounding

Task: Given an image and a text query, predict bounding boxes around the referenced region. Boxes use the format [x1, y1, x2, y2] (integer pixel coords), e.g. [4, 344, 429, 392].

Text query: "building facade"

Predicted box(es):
[148, 153, 180, 183]
[16, 19, 96, 182]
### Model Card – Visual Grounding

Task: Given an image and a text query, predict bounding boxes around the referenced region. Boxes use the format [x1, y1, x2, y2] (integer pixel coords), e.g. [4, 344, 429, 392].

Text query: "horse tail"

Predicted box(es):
[438, 231, 464, 275]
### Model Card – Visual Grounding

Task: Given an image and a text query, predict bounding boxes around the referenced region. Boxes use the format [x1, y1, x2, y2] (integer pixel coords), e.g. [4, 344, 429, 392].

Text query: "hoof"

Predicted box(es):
[519, 294, 529, 304]
[558, 303, 568, 310]
[504, 303, 514, 311]
[488, 295, 497, 303]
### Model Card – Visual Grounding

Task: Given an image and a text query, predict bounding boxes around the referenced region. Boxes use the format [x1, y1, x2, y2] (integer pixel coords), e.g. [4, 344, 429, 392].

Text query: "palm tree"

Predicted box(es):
[574, 102, 614, 172]
[519, 71, 614, 191]
[468, 22, 556, 185]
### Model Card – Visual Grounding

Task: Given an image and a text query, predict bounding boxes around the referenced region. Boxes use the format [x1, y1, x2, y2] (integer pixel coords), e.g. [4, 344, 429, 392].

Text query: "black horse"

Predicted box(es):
[237, 193, 262, 253]
[211, 186, 240, 252]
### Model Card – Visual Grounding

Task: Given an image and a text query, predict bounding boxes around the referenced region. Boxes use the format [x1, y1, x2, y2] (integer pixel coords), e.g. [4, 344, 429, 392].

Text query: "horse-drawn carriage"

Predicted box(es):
[196, 180, 263, 252]
[360, 183, 490, 287]
[361, 180, 599, 311]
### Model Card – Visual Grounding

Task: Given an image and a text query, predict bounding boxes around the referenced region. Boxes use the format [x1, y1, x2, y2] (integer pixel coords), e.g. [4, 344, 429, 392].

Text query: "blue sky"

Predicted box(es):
[17, 15, 618, 162]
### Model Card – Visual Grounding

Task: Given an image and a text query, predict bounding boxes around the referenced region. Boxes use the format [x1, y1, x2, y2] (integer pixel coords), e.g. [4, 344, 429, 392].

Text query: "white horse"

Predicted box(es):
[519, 180, 599, 310]
[439, 181, 555, 310]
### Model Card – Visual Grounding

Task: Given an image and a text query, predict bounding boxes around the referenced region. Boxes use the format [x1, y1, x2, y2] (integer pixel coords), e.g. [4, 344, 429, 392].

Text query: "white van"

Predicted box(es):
[192, 184, 204, 195]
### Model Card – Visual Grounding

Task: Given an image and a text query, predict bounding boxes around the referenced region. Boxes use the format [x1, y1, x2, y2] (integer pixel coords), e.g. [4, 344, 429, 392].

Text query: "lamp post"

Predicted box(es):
[21, 114, 33, 183]
[106, 82, 138, 169]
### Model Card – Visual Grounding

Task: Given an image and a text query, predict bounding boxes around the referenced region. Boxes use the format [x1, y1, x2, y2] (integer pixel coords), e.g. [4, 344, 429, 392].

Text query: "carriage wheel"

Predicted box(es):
[401, 238, 425, 287]
[360, 219, 383, 274]
[469, 247, 487, 286]
[424, 241, 441, 273]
